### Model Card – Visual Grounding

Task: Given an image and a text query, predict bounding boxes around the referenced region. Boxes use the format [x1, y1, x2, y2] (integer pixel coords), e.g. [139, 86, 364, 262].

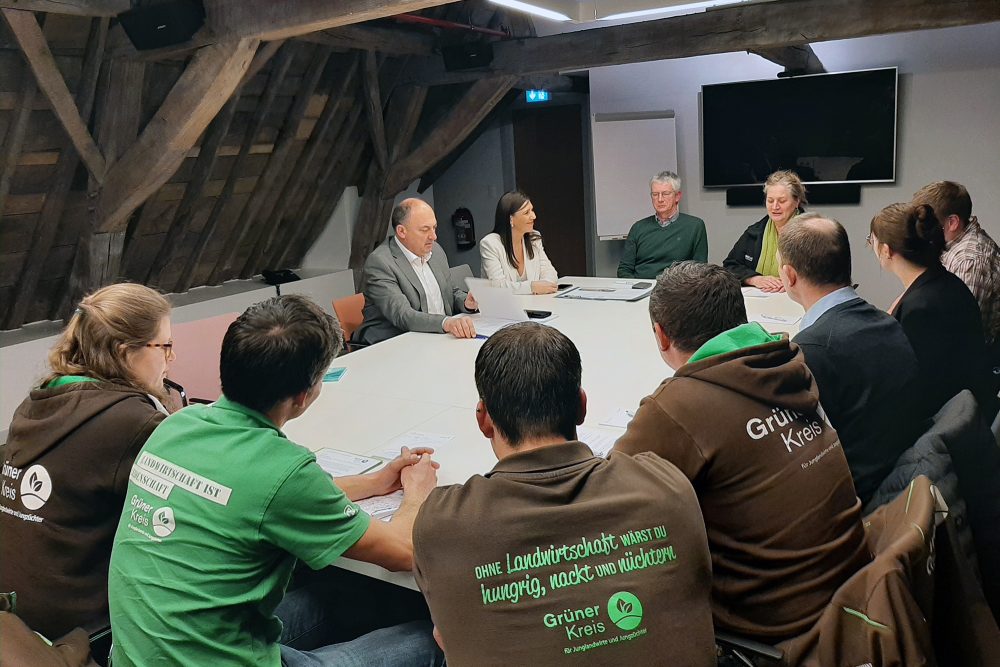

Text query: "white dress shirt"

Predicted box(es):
[398, 242, 446, 316]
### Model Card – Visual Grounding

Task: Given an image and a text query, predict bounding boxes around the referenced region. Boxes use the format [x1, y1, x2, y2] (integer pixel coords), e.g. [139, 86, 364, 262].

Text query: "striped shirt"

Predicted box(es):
[943, 218, 1000, 344]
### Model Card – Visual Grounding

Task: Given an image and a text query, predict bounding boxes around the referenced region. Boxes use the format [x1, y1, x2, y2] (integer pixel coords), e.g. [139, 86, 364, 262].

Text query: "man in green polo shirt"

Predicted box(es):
[109, 295, 443, 667]
[617, 171, 708, 278]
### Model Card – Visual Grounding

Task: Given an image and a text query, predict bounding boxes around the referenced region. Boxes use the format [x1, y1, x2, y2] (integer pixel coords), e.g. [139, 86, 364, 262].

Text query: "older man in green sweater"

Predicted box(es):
[618, 171, 708, 278]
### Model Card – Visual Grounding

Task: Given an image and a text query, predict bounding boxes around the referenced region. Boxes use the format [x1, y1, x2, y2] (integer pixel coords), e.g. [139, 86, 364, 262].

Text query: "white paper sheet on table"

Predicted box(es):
[600, 408, 634, 429]
[578, 426, 621, 458]
[375, 431, 455, 459]
[357, 490, 404, 522]
[557, 286, 651, 301]
[472, 314, 557, 338]
[315, 448, 383, 477]
[741, 287, 772, 298]
[750, 313, 802, 325]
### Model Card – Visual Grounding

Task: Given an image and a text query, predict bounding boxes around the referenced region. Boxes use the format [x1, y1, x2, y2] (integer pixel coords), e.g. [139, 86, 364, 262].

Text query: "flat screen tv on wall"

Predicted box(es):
[702, 67, 898, 187]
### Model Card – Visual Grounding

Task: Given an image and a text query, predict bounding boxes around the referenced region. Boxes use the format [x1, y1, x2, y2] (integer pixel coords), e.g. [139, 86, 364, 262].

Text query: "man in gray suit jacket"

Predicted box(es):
[354, 198, 478, 345]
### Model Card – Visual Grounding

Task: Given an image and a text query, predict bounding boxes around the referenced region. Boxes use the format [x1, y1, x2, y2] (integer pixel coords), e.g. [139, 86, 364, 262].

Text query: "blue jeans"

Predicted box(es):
[280, 620, 444, 667]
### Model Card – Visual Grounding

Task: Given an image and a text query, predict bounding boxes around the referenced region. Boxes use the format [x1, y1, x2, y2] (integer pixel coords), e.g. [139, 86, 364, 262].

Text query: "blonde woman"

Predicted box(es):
[480, 190, 559, 294]
[723, 170, 807, 292]
[0, 283, 174, 639]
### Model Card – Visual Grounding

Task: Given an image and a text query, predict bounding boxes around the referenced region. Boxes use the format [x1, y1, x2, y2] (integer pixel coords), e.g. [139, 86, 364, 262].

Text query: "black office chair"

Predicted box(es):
[715, 630, 783, 665]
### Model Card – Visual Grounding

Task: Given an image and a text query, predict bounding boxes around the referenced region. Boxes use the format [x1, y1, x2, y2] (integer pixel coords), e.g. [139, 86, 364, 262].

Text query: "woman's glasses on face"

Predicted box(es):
[145, 341, 175, 360]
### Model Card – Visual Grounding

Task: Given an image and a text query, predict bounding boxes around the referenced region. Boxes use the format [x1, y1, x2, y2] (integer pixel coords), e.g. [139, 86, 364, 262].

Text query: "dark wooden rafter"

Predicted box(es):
[145, 40, 282, 287]
[275, 104, 364, 268]
[0, 1, 127, 16]
[4, 16, 108, 329]
[402, 0, 1000, 86]
[751, 44, 826, 74]
[362, 50, 389, 171]
[418, 87, 517, 193]
[2, 8, 107, 182]
[292, 134, 370, 268]
[228, 44, 333, 279]
[144, 94, 239, 287]
[179, 42, 297, 291]
[248, 53, 360, 272]
[94, 37, 259, 234]
[0, 63, 37, 215]
[203, 0, 461, 42]
[384, 75, 516, 194]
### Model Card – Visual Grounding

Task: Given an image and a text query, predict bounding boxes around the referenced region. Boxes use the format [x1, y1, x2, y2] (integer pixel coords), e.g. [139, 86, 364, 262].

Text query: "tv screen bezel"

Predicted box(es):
[700, 66, 899, 188]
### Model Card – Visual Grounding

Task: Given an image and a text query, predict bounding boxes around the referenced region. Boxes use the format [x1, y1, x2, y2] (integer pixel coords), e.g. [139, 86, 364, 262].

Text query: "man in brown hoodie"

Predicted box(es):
[613, 261, 869, 643]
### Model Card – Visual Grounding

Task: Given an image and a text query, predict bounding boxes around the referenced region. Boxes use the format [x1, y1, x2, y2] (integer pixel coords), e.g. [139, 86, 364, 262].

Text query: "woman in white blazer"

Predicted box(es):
[480, 190, 559, 294]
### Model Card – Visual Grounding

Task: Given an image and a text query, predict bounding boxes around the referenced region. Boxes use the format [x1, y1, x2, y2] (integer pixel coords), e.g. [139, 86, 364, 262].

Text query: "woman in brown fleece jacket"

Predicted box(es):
[0, 283, 175, 640]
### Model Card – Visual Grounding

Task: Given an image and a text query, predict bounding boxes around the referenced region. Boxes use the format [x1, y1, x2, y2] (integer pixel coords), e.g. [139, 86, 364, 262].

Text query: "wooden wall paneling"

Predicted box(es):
[2, 8, 106, 182]
[275, 103, 362, 267]
[229, 44, 332, 279]
[251, 53, 357, 271]
[145, 92, 239, 287]
[0, 63, 36, 216]
[94, 37, 259, 235]
[185, 42, 295, 290]
[3, 16, 106, 329]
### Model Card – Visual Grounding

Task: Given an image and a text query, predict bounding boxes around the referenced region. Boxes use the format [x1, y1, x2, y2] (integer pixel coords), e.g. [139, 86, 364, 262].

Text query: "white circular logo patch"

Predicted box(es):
[152, 506, 176, 538]
[344, 505, 357, 518]
[20, 465, 52, 511]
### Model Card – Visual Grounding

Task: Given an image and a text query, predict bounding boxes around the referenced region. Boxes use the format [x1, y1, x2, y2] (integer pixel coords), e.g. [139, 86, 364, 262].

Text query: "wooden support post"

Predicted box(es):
[2, 8, 107, 183]
[362, 50, 389, 172]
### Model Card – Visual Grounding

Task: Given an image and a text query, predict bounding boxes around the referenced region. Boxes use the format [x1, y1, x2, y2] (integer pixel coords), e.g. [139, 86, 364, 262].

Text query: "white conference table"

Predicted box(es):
[282, 276, 804, 588]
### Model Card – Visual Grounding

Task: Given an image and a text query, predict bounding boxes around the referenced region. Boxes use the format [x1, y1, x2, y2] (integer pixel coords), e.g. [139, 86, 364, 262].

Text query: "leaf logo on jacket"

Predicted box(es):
[19, 465, 52, 511]
[607, 592, 643, 631]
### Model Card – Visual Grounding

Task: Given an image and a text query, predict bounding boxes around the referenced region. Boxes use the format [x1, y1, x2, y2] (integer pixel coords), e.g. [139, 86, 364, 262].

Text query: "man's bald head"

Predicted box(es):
[392, 198, 438, 257]
[778, 213, 853, 288]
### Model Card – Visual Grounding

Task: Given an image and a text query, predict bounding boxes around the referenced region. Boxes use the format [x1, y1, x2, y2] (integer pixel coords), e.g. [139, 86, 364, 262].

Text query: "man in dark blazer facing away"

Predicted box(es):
[778, 212, 923, 505]
[354, 198, 478, 346]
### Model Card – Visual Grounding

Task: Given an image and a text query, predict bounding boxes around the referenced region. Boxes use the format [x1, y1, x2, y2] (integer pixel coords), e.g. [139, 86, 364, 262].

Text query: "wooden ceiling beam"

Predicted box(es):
[2, 8, 107, 182]
[0, 1, 127, 16]
[401, 0, 1000, 86]
[0, 68, 36, 217]
[94, 37, 259, 234]
[300, 24, 438, 57]
[203, 0, 461, 42]
[751, 44, 825, 74]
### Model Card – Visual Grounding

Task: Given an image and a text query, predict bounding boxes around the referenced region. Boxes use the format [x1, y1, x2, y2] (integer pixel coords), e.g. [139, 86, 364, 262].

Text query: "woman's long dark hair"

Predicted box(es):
[492, 190, 540, 270]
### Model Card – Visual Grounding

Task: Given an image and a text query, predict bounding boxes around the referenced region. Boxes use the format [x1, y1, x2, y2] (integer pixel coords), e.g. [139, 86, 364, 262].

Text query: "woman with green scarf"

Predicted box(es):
[723, 170, 807, 292]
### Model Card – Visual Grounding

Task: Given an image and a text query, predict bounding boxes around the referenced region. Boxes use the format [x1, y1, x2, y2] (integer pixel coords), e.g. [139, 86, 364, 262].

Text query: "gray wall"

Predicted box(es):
[430, 23, 1000, 308]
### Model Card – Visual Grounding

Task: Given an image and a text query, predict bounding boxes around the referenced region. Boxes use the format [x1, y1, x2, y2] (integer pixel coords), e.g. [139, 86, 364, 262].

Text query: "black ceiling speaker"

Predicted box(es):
[442, 42, 494, 71]
[119, 0, 206, 51]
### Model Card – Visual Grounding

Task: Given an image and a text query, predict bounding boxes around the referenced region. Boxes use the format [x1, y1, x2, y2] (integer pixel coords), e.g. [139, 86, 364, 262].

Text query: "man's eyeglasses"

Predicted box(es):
[650, 192, 676, 200]
[146, 341, 175, 359]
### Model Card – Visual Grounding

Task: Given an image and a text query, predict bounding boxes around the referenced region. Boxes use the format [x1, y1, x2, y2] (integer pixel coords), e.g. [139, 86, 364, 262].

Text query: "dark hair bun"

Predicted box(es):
[911, 203, 945, 253]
